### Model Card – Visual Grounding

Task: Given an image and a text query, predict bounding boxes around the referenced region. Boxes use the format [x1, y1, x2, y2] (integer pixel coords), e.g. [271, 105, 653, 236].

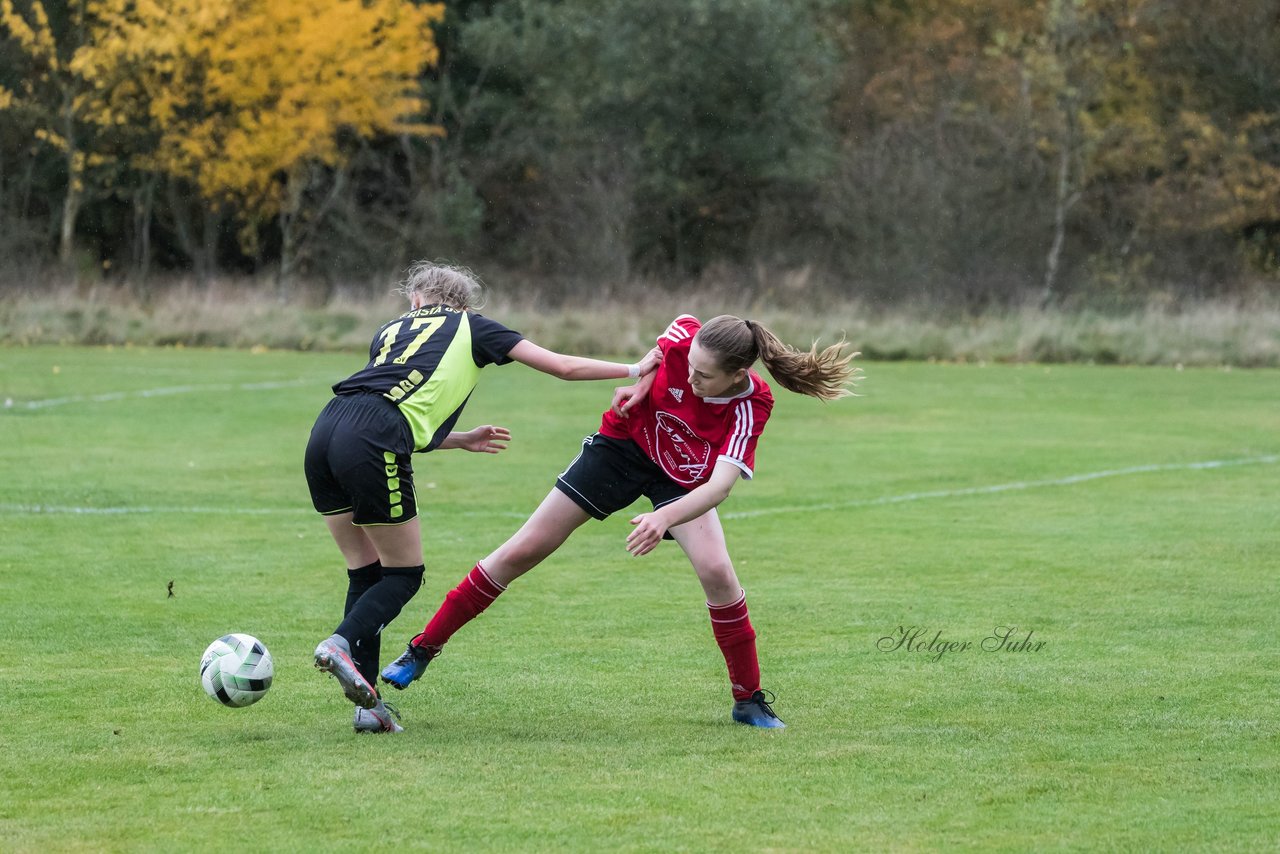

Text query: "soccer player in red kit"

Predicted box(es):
[381, 314, 859, 727]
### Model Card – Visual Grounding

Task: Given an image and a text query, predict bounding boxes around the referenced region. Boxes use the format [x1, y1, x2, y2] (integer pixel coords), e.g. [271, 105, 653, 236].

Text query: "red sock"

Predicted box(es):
[708, 591, 760, 701]
[412, 563, 506, 648]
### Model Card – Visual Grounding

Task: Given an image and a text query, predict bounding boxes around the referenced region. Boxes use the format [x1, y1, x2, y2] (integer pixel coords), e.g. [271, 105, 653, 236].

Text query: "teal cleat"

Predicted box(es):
[732, 690, 786, 729]
[380, 642, 441, 690]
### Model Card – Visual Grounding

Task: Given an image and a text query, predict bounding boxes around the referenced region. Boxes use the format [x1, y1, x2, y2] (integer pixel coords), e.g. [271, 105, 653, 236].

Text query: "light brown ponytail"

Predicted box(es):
[695, 315, 860, 401]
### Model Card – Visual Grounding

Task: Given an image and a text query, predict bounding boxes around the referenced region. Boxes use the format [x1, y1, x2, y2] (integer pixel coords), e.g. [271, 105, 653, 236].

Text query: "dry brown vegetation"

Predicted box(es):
[3, 275, 1277, 367]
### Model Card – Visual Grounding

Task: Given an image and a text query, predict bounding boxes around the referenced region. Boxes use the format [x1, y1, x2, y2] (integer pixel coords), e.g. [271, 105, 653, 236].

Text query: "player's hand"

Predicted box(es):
[455, 425, 511, 454]
[611, 385, 645, 418]
[636, 346, 662, 376]
[626, 512, 668, 556]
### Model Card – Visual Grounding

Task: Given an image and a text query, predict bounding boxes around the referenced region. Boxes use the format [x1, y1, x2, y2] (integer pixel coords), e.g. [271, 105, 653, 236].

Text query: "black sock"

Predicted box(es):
[344, 561, 384, 615]
[336, 565, 424, 678]
[343, 561, 383, 686]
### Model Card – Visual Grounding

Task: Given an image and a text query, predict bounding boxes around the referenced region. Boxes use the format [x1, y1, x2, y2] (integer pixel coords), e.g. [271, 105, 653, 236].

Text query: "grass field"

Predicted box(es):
[1, 345, 1277, 851]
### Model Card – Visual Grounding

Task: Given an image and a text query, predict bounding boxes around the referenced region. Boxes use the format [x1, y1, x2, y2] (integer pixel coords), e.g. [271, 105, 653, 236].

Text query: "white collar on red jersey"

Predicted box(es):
[703, 374, 755, 405]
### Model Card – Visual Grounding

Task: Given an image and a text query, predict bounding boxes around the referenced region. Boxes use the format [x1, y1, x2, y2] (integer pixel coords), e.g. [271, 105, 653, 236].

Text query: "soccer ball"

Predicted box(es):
[200, 633, 274, 708]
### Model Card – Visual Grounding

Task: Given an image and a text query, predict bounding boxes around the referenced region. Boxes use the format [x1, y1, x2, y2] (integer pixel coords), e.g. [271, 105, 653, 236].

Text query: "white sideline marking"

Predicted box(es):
[722, 454, 1280, 520]
[3, 455, 1274, 519]
[0, 504, 298, 515]
[7, 378, 316, 410]
[0, 502, 529, 519]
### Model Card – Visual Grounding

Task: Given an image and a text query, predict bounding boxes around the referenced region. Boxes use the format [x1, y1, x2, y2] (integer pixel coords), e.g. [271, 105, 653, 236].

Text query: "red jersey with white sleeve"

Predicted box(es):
[599, 315, 774, 487]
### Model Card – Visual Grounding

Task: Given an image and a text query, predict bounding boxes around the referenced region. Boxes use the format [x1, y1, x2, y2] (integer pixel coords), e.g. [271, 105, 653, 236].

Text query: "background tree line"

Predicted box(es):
[1, 0, 1278, 307]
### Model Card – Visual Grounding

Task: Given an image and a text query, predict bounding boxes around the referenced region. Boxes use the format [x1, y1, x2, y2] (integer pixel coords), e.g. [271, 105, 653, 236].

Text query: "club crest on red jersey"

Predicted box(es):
[653, 411, 712, 485]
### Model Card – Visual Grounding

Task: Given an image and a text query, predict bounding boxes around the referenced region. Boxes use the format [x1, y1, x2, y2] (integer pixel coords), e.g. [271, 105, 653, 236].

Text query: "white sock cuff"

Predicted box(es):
[707, 589, 746, 610]
[475, 560, 508, 591]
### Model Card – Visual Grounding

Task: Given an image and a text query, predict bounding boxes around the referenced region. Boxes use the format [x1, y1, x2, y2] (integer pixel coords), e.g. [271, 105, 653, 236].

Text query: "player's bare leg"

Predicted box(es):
[323, 513, 381, 568]
[323, 512, 423, 569]
[480, 489, 592, 585]
[670, 508, 741, 605]
[671, 511, 785, 729]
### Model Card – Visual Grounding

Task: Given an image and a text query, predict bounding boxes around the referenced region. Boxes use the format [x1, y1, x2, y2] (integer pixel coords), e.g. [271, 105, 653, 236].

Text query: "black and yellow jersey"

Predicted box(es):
[332, 304, 523, 452]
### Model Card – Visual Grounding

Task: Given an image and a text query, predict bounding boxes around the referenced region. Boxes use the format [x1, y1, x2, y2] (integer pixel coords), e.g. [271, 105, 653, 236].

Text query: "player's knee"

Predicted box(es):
[384, 565, 423, 597]
[696, 559, 739, 593]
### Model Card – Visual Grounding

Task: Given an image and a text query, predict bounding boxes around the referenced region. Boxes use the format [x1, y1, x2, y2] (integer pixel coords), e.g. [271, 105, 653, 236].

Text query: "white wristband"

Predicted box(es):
[627, 363, 640, 378]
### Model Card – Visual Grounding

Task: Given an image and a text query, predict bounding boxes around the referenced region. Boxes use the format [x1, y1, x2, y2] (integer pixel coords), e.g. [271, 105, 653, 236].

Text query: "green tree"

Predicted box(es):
[0, 0, 99, 265]
[457, 0, 837, 277]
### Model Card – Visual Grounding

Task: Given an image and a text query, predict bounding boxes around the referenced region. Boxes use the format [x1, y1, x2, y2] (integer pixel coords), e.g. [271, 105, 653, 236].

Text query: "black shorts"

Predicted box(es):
[304, 393, 417, 526]
[555, 434, 689, 532]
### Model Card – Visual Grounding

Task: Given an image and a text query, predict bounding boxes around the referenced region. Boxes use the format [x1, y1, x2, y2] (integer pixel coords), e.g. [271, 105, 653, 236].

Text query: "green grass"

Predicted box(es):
[1, 345, 1277, 851]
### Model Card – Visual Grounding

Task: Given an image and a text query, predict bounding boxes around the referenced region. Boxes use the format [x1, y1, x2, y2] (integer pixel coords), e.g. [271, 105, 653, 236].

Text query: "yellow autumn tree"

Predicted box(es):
[75, 0, 444, 280]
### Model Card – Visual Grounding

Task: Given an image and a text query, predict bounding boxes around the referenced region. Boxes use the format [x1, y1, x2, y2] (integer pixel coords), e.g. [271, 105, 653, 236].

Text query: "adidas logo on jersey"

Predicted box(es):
[668, 387, 685, 402]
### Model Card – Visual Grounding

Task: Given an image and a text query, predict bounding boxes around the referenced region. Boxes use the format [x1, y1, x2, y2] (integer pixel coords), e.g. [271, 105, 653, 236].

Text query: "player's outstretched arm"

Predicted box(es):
[625, 461, 743, 556]
[439, 424, 511, 453]
[508, 340, 660, 381]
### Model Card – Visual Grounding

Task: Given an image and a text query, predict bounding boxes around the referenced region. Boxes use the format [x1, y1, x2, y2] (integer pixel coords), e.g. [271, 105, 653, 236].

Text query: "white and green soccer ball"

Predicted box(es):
[200, 633, 274, 708]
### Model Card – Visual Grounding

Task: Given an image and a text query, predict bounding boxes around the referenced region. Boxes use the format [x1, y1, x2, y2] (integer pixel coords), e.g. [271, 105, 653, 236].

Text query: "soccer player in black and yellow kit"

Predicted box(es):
[305, 262, 660, 732]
